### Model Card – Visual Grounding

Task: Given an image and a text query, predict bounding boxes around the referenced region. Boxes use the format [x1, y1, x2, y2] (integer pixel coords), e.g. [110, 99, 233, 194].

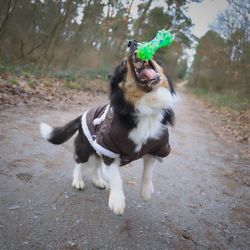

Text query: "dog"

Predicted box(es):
[40, 40, 176, 215]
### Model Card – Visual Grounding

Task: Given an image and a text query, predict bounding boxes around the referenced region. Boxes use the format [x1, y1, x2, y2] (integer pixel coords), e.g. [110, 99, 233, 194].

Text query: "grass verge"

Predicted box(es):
[189, 86, 249, 111]
[0, 62, 109, 92]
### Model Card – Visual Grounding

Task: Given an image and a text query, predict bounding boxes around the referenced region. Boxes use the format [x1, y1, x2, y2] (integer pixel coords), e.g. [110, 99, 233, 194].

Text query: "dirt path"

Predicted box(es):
[0, 88, 249, 250]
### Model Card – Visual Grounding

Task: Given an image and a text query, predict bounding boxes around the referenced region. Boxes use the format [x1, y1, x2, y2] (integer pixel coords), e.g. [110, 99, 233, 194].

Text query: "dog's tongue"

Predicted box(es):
[138, 68, 157, 80]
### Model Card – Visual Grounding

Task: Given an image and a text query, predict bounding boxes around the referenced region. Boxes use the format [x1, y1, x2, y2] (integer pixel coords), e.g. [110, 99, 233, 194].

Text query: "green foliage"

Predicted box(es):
[10, 78, 18, 85]
[133, 2, 193, 77]
[53, 66, 110, 83]
[175, 58, 188, 79]
[0, 65, 7, 74]
[190, 87, 250, 111]
[0, 0, 195, 77]
[0, 61, 106, 84]
[188, 28, 249, 110]
[63, 80, 88, 91]
[53, 70, 76, 81]
[188, 0, 250, 111]
[188, 31, 227, 89]
[27, 79, 37, 88]
[81, 66, 110, 81]
[0, 62, 45, 78]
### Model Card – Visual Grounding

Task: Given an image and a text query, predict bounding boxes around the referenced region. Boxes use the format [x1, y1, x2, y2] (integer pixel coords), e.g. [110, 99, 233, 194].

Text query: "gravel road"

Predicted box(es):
[0, 88, 249, 250]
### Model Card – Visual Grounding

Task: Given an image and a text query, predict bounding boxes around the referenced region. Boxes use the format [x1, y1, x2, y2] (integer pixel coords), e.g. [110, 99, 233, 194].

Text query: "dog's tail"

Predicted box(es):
[40, 116, 82, 145]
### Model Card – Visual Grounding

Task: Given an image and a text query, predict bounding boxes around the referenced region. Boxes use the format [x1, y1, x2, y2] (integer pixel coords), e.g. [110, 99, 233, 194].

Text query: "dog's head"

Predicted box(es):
[109, 39, 176, 111]
[126, 39, 162, 90]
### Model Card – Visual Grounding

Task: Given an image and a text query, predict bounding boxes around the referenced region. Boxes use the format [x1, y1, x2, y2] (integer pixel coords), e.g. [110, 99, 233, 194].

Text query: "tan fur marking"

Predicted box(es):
[161, 80, 169, 88]
[122, 63, 145, 105]
[122, 59, 170, 105]
[152, 60, 170, 89]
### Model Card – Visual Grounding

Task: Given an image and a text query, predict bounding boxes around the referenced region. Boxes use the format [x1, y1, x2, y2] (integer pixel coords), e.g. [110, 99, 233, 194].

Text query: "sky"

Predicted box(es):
[186, 0, 229, 38]
[87, 0, 230, 64]
[184, 0, 229, 65]
[129, 0, 229, 38]
[108, 0, 230, 64]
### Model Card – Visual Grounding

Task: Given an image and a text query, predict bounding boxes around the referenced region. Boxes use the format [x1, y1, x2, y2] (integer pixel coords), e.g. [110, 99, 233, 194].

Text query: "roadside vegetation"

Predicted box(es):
[188, 0, 249, 111]
[0, 62, 109, 91]
[190, 86, 249, 111]
[0, 0, 191, 85]
[0, 0, 193, 110]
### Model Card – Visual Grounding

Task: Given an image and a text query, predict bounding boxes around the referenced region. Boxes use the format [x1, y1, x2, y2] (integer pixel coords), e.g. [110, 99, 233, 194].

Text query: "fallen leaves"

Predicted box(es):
[202, 100, 250, 160]
[0, 73, 108, 111]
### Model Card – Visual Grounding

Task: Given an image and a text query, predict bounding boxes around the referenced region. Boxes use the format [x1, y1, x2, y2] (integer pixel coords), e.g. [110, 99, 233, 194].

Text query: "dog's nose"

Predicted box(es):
[127, 39, 138, 49]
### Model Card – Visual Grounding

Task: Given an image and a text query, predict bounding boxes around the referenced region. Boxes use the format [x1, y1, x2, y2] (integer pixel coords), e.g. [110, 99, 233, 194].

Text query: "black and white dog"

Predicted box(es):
[40, 40, 176, 215]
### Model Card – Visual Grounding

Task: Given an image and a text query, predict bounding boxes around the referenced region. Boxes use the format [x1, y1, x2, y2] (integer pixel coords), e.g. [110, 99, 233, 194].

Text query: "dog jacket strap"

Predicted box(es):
[93, 104, 110, 126]
[81, 111, 120, 159]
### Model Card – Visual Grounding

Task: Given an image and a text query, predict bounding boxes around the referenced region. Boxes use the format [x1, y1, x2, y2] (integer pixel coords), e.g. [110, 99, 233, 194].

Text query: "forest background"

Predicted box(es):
[0, 0, 249, 110]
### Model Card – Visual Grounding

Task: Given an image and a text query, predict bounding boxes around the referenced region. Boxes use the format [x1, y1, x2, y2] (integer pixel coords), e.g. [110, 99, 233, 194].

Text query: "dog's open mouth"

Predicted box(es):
[131, 52, 160, 86]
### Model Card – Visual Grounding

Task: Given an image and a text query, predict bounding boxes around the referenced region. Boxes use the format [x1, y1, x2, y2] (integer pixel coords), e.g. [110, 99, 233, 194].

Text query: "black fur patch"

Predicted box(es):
[162, 108, 175, 126]
[109, 60, 127, 89]
[48, 116, 82, 144]
[109, 61, 137, 130]
[165, 74, 176, 96]
[74, 128, 95, 163]
[102, 155, 115, 166]
[155, 60, 176, 96]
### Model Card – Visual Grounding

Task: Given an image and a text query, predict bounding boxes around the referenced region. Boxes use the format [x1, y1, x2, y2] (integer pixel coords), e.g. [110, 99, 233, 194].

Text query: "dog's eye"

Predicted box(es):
[127, 41, 132, 48]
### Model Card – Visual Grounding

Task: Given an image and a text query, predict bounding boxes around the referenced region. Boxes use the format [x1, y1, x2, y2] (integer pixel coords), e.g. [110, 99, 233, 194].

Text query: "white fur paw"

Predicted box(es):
[72, 179, 85, 190]
[92, 177, 108, 189]
[140, 182, 154, 201]
[108, 191, 125, 215]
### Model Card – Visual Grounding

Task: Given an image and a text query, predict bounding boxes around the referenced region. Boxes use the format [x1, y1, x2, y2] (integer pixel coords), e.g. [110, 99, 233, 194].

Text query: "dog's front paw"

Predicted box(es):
[108, 191, 125, 215]
[92, 177, 108, 189]
[72, 179, 85, 190]
[140, 182, 154, 201]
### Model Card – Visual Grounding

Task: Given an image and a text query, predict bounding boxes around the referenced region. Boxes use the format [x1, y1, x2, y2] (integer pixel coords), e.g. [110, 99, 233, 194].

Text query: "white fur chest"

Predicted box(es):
[128, 87, 174, 152]
[128, 112, 165, 152]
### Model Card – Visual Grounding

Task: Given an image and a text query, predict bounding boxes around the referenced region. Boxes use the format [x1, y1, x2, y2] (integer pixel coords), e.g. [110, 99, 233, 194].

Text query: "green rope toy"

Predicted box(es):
[136, 29, 174, 61]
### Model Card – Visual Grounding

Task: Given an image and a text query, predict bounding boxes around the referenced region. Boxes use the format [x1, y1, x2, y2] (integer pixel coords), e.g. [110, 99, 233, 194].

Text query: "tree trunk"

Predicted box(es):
[38, 0, 76, 66]
[115, 0, 135, 59]
[63, 0, 92, 69]
[46, 1, 77, 66]
[134, 0, 152, 36]
[0, 0, 19, 39]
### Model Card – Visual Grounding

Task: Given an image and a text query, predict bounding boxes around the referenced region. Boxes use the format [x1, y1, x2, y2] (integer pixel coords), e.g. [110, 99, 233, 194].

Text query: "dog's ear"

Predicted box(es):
[109, 59, 127, 88]
[109, 59, 134, 118]
[162, 108, 175, 126]
[155, 59, 176, 96]
[165, 73, 176, 96]
[153, 59, 176, 96]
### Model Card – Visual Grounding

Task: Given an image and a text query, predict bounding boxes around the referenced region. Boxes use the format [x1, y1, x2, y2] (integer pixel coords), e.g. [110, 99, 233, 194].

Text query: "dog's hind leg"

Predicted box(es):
[72, 163, 85, 190]
[140, 154, 156, 201]
[72, 130, 94, 190]
[91, 155, 108, 189]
